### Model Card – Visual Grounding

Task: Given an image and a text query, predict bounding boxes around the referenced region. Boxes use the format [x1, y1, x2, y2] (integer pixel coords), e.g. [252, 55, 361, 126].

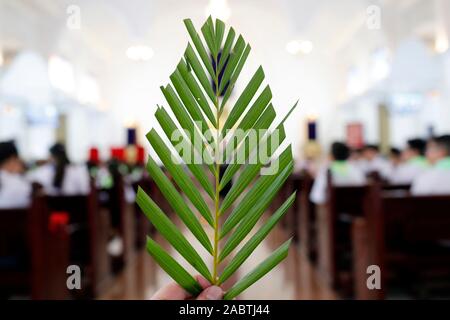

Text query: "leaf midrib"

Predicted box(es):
[212, 47, 221, 284]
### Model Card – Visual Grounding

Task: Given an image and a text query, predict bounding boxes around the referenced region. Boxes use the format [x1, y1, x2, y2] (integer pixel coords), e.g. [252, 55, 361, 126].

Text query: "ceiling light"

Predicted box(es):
[3, 104, 14, 114]
[286, 40, 301, 55]
[205, 0, 231, 22]
[435, 32, 449, 54]
[126, 45, 154, 62]
[286, 40, 313, 55]
[298, 41, 313, 54]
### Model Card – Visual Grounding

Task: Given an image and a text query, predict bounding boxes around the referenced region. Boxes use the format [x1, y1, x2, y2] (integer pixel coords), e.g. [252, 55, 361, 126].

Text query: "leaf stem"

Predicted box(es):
[212, 55, 221, 284]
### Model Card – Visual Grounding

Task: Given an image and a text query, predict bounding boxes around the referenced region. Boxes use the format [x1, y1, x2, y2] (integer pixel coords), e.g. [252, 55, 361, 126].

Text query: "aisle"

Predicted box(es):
[99, 221, 337, 300]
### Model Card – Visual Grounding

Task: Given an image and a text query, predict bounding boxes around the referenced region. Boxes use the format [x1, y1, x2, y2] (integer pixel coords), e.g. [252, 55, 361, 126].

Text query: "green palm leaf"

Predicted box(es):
[138, 17, 298, 298]
[218, 35, 246, 95]
[170, 69, 211, 135]
[223, 239, 292, 300]
[136, 188, 212, 281]
[146, 237, 203, 296]
[219, 99, 298, 189]
[218, 193, 296, 284]
[220, 44, 251, 109]
[221, 103, 276, 165]
[201, 17, 218, 59]
[217, 27, 235, 74]
[219, 162, 294, 260]
[184, 44, 216, 102]
[220, 147, 293, 232]
[221, 87, 272, 160]
[144, 156, 213, 253]
[221, 66, 264, 129]
[154, 106, 215, 197]
[184, 19, 215, 78]
[177, 60, 216, 125]
[146, 129, 213, 225]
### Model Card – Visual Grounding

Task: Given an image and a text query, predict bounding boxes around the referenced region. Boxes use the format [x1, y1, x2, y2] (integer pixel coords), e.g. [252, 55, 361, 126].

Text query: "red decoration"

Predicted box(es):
[346, 123, 364, 148]
[88, 147, 100, 164]
[110, 147, 125, 161]
[137, 146, 145, 165]
[48, 212, 69, 233]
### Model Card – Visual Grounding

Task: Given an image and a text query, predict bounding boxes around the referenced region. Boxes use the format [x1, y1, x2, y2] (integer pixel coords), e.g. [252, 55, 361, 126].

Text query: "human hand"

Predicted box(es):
[150, 276, 223, 300]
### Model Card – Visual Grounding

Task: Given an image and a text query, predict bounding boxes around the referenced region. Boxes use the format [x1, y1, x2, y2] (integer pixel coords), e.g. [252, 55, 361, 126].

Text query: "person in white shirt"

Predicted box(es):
[412, 135, 450, 196]
[310, 142, 366, 204]
[27, 143, 90, 196]
[0, 141, 31, 209]
[360, 144, 393, 179]
[390, 139, 429, 185]
[388, 147, 402, 169]
[348, 147, 367, 173]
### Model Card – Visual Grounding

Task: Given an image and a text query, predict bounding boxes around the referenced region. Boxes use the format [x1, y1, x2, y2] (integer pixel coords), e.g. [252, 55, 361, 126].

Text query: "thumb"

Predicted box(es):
[196, 285, 223, 300]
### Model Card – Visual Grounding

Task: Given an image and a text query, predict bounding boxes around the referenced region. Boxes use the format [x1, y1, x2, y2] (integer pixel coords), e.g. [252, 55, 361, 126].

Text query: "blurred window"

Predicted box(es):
[48, 56, 75, 95]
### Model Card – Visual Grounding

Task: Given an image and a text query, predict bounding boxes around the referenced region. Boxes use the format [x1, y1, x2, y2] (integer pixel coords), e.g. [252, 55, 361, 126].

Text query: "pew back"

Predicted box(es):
[133, 178, 153, 249]
[0, 208, 33, 298]
[320, 171, 410, 293]
[98, 176, 134, 270]
[298, 172, 316, 260]
[0, 197, 70, 299]
[43, 191, 111, 298]
[361, 183, 450, 299]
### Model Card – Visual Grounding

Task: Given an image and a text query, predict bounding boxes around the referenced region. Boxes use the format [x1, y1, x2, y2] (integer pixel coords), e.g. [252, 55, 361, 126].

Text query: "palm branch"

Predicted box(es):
[136, 16, 298, 300]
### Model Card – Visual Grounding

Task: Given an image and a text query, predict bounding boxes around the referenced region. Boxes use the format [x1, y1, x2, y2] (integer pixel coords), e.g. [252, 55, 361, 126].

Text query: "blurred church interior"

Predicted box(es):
[1, 0, 450, 300]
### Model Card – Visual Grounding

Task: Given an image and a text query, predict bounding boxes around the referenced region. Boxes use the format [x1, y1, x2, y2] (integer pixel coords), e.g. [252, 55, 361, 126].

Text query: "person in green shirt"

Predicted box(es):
[310, 142, 366, 204]
[412, 135, 450, 195]
[390, 138, 428, 184]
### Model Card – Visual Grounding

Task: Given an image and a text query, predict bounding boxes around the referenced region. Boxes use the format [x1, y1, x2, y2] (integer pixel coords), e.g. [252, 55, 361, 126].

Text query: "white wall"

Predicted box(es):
[2, 0, 450, 162]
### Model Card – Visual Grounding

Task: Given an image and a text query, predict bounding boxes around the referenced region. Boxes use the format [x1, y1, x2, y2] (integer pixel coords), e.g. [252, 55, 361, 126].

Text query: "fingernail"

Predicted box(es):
[205, 286, 223, 300]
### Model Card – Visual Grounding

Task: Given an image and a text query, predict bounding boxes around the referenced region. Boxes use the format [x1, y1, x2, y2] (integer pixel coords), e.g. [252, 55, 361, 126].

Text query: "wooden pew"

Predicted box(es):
[353, 182, 450, 299]
[317, 179, 367, 292]
[297, 172, 316, 261]
[317, 172, 410, 295]
[0, 196, 69, 299]
[290, 173, 303, 243]
[132, 177, 154, 249]
[277, 173, 301, 241]
[98, 175, 135, 271]
[42, 188, 112, 298]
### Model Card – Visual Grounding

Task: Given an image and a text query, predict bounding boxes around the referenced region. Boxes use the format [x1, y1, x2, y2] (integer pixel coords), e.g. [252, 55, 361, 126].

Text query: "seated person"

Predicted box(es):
[294, 142, 322, 178]
[348, 147, 366, 172]
[0, 141, 31, 209]
[390, 138, 428, 184]
[27, 143, 90, 196]
[360, 144, 392, 179]
[310, 142, 366, 204]
[412, 135, 450, 195]
[388, 147, 402, 169]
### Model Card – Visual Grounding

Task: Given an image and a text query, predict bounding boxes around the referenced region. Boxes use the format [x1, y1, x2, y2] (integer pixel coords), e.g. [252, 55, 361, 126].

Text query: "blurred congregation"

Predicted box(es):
[2, 0, 450, 300]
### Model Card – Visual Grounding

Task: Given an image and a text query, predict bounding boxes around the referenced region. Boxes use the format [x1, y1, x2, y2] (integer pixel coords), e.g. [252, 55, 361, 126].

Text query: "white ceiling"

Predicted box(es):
[0, 0, 444, 99]
[1, 0, 449, 161]
[0, 0, 447, 139]
[0, 0, 441, 62]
